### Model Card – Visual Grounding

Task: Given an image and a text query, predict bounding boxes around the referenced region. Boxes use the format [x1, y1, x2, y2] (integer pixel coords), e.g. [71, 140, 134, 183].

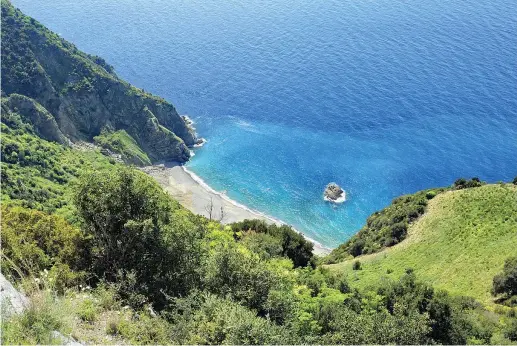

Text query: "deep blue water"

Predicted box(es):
[12, 0, 517, 247]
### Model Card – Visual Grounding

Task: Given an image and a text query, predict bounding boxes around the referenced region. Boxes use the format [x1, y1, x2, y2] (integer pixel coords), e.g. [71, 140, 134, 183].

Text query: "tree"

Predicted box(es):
[230, 220, 315, 267]
[204, 243, 275, 312]
[204, 197, 225, 222]
[493, 256, 517, 298]
[74, 167, 207, 309]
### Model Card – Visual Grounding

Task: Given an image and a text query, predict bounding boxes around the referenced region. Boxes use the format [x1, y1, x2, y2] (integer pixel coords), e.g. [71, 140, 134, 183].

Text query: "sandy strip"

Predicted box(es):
[141, 162, 331, 255]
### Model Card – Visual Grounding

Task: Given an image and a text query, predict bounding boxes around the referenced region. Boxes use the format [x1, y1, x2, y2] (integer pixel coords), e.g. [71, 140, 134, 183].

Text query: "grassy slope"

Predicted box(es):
[94, 130, 151, 166]
[327, 184, 517, 305]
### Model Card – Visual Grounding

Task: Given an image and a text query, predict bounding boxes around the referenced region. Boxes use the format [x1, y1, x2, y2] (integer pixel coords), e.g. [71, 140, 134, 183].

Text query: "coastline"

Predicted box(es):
[141, 161, 332, 255]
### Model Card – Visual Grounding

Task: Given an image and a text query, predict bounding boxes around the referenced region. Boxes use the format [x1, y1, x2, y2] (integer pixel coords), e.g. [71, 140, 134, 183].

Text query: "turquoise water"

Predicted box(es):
[12, 0, 517, 247]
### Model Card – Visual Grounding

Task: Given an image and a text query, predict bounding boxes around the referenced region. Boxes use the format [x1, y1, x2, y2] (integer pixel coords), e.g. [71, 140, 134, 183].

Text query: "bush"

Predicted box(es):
[353, 261, 362, 270]
[493, 257, 517, 298]
[240, 232, 283, 260]
[425, 190, 437, 199]
[453, 177, 484, 190]
[504, 318, 517, 341]
[169, 294, 290, 344]
[230, 219, 314, 267]
[0, 205, 86, 282]
[205, 243, 275, 312]
[77, 298, 98, 322]
[74, 166, 171, 280]
[112, 311, 172, 344]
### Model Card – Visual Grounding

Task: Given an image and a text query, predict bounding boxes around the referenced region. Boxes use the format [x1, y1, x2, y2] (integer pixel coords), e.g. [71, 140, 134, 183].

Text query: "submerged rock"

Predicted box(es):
[324, 183, 346, 203]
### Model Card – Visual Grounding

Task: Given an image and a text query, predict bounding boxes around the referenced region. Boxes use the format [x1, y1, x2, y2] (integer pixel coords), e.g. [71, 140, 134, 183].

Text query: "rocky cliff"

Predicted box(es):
[1, 0, 197, 163]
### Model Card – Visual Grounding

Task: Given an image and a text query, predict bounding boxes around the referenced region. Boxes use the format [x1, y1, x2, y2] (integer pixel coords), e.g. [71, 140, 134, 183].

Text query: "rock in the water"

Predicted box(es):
[324, 183, 346, 203]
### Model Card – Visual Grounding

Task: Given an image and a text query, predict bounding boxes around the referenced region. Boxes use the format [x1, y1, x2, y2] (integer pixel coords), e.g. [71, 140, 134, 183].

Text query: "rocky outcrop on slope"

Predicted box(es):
[2, 94, 70, 145]
[0, 273, 82, 345]
[0, 272, 29, 317]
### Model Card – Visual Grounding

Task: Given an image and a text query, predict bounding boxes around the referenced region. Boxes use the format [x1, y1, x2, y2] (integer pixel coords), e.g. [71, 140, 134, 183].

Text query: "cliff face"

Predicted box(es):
[2, 94, 70, 145]
[1, 0, 196, 163]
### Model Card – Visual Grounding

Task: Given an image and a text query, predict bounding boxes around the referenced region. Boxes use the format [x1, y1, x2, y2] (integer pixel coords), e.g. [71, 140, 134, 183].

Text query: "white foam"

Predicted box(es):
[181, 114, 194, 125]
[193, 138, 207, 148]
[181, 165, 332, 253]
[324, 193, 347, 204]
[234, 119, 264, 134]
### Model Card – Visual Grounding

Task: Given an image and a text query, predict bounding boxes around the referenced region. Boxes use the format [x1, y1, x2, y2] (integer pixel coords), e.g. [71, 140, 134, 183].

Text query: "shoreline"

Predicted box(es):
[141, 161, 332, 255]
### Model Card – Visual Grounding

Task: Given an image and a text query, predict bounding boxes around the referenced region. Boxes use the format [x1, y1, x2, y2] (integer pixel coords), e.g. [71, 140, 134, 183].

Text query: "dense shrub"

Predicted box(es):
[2, 1, 510, 343]
[493, 257, 517, 299]
[230, 219, 314, 267]
[111, 310, 172, 344]
[0, 205, 86, 281]
[204, 243, 276, 312]
[169, 294, 292, 344]
[74, 167, 207, 309]
[1, 116, 115, 215]
[240, 232, 283, 260]
[453, 177, 485, 190]
[504, 318, 517, 341]
[1, 164, 503, 344]
[377, 272, 486, 344]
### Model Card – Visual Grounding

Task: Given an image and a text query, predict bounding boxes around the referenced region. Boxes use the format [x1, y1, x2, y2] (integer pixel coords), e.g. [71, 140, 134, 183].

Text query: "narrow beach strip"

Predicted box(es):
[142, 162, 332, 255]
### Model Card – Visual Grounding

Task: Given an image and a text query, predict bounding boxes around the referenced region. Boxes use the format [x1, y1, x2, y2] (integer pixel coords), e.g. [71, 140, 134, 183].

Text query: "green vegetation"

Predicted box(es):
[325, 187, 448, 263]
[230, 219, 315, 268]
[493, 257, 517, 302]
[2, 291, 66, 344]
[326, 184, 517, 306]
[325, 177, 488, 264]
[94, 129, 151, 166]
[1, 106, 116, 217]
[2, 79, 516, 345]
[74, 167, 207, 309]
[453, 177, 485, 190]
[0, 205, 86, 292]
[3, 152, 515, 343]
[2, 0, 516, 344]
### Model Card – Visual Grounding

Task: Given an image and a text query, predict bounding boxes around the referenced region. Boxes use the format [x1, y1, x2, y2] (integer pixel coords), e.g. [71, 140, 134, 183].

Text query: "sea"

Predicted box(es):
[12, 0, 517, 248]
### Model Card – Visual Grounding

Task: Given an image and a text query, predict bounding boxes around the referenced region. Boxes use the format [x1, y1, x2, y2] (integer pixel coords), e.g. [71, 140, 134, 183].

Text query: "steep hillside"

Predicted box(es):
[0, 103, 118, 218]
[1, 0, 198, 163]
[326, 184, 517, 304]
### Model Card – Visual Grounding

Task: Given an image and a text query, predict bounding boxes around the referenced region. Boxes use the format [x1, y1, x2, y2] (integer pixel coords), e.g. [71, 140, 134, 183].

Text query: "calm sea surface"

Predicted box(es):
[12, 0, 517, 247]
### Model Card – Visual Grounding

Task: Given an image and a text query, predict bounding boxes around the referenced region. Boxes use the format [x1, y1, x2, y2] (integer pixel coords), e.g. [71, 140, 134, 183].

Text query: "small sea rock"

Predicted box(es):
[324, 182, 346, 203]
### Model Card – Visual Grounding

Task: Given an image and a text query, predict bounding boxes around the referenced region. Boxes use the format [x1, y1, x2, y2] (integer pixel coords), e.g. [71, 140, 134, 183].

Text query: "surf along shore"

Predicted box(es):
[141, 162, 331, 255]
